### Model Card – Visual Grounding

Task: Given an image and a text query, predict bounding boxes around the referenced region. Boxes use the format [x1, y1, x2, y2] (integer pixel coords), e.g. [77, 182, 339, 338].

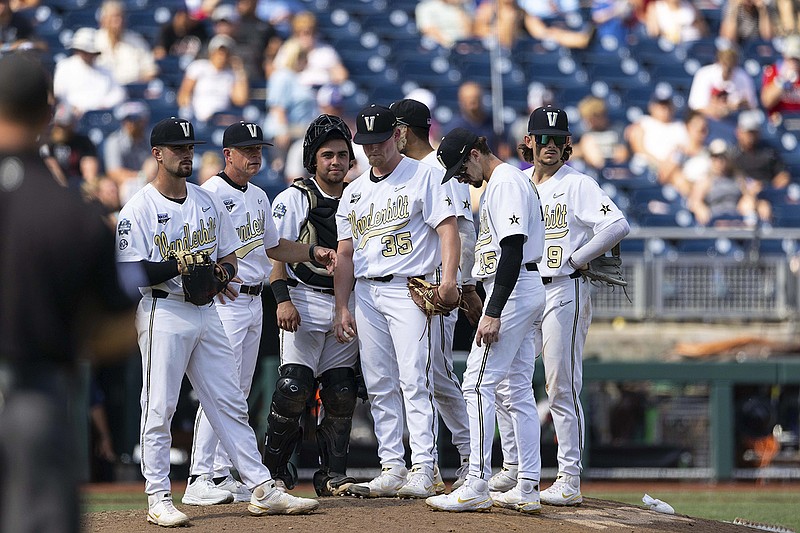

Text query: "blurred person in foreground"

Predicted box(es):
[45, 102, 100, 188]
[0, 51, 139, 533]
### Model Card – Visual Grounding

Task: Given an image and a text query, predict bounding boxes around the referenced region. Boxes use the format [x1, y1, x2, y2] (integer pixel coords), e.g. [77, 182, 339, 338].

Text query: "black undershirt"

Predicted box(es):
[484, 234, 524, 318]
[370, 168, 393, 183]
[218, 170, 248, 192]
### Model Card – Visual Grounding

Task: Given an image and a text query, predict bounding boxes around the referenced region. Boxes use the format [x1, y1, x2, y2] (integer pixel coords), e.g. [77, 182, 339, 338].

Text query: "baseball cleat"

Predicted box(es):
[247, 481, 319, 515]
[426, 477, 493, 513]
[398, 464, 436, 498]
[181, 474, 234, 506]
[540, 473, 582, 506]
[313, 470, 355, 496]
[147, 491, 190, 527]
[451, 457, 470, 490]
[215, 474, 251, 503]
[432, 464, 446, 495]
[491, 480, 541, 514]
[347, 465, 408, 498]
[488, 463, 518, 492]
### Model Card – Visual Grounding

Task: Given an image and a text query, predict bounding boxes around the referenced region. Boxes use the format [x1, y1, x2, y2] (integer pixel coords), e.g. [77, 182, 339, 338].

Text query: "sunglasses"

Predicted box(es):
[534, 134, 568, 146]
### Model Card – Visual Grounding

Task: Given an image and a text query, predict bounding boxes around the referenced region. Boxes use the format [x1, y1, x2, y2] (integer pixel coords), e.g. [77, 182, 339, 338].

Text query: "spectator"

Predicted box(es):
[273, 12, 347, 88]
[592, 0, 642, 45]
[95, 0, 159, 86]
[415, 0, 474, 49]
[732, 109, 791, 189]
[571, 95, 630, 171]
[86, 176, 123, 226]
[720, 0, 777, 44]
[474, 0, 524, 49]
[625, 85, 688, 171]
[687, 139, 762, 227]
[0, 0, 38, 50]
[761, 34, 800, 121]
[154, 5, 209, 61]
[688, 44, 758, 123]
[177, 33, 250, 123]
[197, 150, 223, 185]
[255, 0, 299, 37]
[264, 39, 318, 166]
[520, 0, 595, 49]
[659, 109, 711, 198]
[446, 81, 505, 155]
[777, 0, 799, 35]
[45, 103, 100, 188]
[645, 0, 708, 44]
[53, 27, 127, 114]
[103, 100, 152, 201]
[235, 0, 282, 82]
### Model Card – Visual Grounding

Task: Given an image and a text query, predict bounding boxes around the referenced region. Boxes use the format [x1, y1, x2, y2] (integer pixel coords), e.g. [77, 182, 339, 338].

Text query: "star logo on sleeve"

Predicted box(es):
[445, 196, 452, 206]
[509, 214, 520, 225]
[600, 204, 612, 215]
[463, 200, 471, 210]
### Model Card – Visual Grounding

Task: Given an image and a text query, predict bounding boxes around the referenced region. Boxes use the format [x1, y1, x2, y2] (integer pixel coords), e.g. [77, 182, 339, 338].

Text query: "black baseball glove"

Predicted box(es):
[170, 250, 231, 306]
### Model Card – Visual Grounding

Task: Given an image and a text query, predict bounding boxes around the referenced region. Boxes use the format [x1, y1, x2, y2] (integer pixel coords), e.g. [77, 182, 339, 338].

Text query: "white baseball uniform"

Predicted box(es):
[462, 163, 546, 484]
[335, 156, 455, 470]
[185, 173, 280, 478]
[116, 182, 275, 495]
[271, 182, 358, 375]
[420, 151, 471, 461]
[495, 164, 627, 477]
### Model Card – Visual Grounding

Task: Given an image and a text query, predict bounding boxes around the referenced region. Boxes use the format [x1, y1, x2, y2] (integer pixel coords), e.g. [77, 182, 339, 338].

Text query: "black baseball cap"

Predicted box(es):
[527, 105, 571, 135]
[150, 117, 206, 146]
[353, 104, 397, 145]
[223, 121, 273, 147]
[389, 99, 432, 129]
[437, 127, 478, 184]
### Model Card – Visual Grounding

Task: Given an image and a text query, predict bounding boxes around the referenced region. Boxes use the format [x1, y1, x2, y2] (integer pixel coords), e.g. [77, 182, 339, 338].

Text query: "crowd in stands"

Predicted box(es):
[6, 0, 800, 233]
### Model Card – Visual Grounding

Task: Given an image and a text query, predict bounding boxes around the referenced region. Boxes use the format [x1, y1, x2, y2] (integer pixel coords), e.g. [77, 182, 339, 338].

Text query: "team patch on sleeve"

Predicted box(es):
[223, 198, 236, 212]
[272, 202, 287, 219]
[117, 218, 131, 236]
[157, 213, 170, 224]
[600, 204, 612, 215]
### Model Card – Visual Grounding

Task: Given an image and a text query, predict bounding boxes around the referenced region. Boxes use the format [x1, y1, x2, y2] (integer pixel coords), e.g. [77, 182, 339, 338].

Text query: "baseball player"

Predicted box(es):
[389, 98, 482, 490]
[425, 128, 546, 514]
[264, 114, 360, 497]
[333, 104, 461, 498]
[115, 117, 324, 526]
[489, 106, 630, 506]
[183, 121, 335, 505]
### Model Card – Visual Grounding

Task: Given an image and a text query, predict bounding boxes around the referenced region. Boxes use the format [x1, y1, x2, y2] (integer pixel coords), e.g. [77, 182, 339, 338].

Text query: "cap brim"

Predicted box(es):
[353, 130, 393, 145]
[153, 140, 207, 146]
[440, 152, 470, 184]
[227, 139, 274, 147]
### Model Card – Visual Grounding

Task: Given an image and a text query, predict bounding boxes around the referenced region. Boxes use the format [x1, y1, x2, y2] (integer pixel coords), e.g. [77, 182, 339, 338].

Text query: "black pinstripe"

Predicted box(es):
[140, 297, 159, 476]
[569, 278, 584, 466]
[425, 318, 437, 458]
[473, 342, 492, 478]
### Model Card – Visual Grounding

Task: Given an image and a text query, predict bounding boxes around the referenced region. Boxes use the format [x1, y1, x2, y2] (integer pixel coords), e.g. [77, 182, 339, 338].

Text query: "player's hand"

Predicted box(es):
[334, 307, 357, 343]
[313, 246, 337, 273]
[216, 276, 242, 304]
[276, 301, 301, 332]
[461, 286, 483, 327]
[475, 315, 500, 347]
[438, 280, 460, 307]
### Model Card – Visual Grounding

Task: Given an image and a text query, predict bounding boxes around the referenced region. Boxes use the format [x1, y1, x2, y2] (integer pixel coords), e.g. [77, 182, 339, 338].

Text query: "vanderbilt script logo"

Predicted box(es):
[154, 218, 217, 258]
[347, 195, 410, 250]
[544, 203, 569, 239]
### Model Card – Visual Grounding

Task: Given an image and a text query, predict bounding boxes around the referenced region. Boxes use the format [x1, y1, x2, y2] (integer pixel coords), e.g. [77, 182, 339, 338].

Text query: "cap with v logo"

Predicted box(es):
[150, 117, 206, 147]
[527, 105, 571, 136]
[223, 121, 273, 147]
[353, 104, 397, 145]
[437, 127, 478, 184]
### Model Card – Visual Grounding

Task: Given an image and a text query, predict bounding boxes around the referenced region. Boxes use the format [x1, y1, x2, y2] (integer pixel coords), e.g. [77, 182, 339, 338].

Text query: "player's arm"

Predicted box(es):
[333, 238, 356, 343]
[476, 234, 524, 347]
[435, 215, 461, 305]
[568, 218, 631, 270]
[266, 238, 336, 272]
[215, 250, 239, 301]
[269, 260, 301, 332]
[457, 216, 482, 326]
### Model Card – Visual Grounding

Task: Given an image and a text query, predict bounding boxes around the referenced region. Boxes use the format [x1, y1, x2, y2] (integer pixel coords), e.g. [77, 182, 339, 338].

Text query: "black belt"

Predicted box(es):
[240, 284, 262, 296]
[525, 262, 538, 272]
[365, 274, 425, 282]
[286, 278, 335, 296]
[152, 289, 182, 301]
[541, 271, 582, 285]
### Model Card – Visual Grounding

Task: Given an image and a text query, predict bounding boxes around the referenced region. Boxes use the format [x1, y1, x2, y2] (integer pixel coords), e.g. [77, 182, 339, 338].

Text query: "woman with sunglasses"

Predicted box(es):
[489, 106, 630, 506]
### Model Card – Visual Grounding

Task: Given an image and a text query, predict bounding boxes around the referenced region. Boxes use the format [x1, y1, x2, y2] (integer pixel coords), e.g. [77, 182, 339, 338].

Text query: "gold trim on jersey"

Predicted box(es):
[235, 238, 264, 259]
[236, 210, 266, 242]
[543, 203, 570, 240]
[154, 218, 218, 258]
[347, 195, 411, 250]
[355, 220, 410, 251]
[545, 230, 569, 240]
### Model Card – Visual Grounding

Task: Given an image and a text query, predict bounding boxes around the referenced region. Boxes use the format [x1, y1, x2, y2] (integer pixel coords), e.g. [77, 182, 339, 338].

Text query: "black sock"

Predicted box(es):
[213, 476, 227, 485]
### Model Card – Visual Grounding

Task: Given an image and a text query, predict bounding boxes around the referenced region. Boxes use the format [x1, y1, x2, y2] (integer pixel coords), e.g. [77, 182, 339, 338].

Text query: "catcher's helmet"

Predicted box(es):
[302, 114, 355, 174]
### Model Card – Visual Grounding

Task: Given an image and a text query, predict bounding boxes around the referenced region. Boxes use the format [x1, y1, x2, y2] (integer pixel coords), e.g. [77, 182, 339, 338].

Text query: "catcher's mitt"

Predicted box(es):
[407, 277, 461, 317]
[169, 250, 231, 306]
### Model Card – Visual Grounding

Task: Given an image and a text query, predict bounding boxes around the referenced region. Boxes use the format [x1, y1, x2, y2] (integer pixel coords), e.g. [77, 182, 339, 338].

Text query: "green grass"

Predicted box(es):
[590, 490, 800, 532]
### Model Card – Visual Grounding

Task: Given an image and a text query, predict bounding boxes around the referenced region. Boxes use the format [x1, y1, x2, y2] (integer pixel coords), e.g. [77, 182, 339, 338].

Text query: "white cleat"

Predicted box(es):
[432, 464, 446, 495]
[425, 477, 493, 513]
[147, 491, 190, 527]
[347, 465, 408, 498]
[398, 464, 436, 498]
[181, 474, 234, 506]
[451, 457, 470, 490]
[488, 463, 518, 492]
[491, 479, 541, 514]
[540, 473, 582, 506]
[215, 474, 252, 503]
[247, 480, 319, 515]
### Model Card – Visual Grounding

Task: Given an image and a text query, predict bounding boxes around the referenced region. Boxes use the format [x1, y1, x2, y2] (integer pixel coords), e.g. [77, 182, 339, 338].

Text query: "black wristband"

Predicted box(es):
[221, 262, 235, 280]
[308, 243, 317, 262]
[271, 279, 291, 304]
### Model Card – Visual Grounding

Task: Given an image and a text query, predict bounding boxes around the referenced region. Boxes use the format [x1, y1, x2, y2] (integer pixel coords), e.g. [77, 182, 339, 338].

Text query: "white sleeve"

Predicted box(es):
[271, 188, 308, 242]
[569, 218, 630, 268]
[458, 216, 477, 285]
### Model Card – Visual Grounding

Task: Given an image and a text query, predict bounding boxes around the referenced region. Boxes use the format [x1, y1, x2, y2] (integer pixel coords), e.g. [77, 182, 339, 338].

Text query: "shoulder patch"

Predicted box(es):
[157, 213, 170, 224]
[223, 198, 236, 212]
[117, 218, 131, 236]
[350, 192, 361, 204]
[273, 203, 287, 219]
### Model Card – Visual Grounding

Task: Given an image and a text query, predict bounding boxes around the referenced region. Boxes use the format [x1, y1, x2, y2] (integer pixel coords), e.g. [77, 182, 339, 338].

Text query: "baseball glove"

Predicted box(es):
[407, 277, 461, 317]
[582, 256, 627, 288]
[170, 250, 231, 306]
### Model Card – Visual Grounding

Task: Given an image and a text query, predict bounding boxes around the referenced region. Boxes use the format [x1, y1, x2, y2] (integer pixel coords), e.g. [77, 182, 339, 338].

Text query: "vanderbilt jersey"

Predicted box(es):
[202, 174, 279, 284]
[420, 151, 472, 220]
[523, 165, 625, 277]
[473, 163, 544, 280]
[116, 182, 240, 296]
[336, 156, 455, 279]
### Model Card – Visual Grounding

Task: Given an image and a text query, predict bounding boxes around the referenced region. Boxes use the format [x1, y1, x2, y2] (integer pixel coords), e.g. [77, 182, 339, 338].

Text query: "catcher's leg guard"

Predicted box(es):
[263, 364, 315, 489]
[314, 367, 357, 496]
